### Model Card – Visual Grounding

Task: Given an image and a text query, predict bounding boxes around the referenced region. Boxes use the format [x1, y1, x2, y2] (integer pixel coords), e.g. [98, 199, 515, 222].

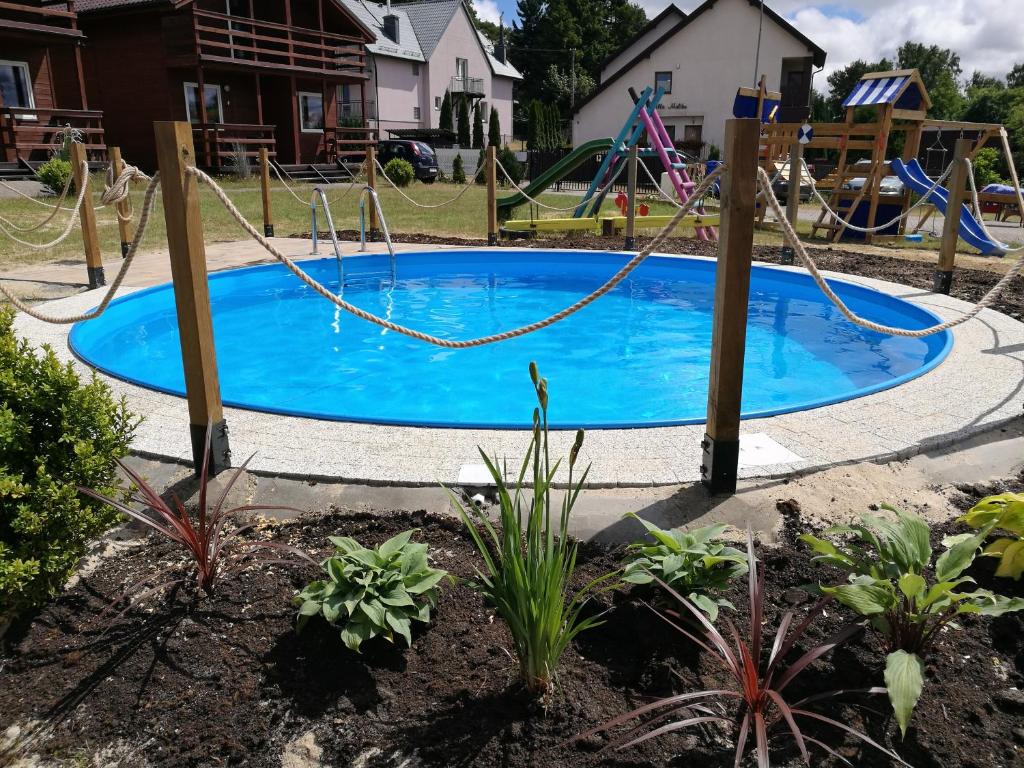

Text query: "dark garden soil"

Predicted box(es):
[2, 500, 1023, 767]
[309, 230, 1024, 324]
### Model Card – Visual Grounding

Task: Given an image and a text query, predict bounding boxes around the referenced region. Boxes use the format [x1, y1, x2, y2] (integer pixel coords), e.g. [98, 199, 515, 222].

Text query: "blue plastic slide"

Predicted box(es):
[890, 158, 1006, 256]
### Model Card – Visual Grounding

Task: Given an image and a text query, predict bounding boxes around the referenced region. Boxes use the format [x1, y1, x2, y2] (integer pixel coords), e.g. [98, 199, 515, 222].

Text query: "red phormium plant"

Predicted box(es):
[580, 531, 909, 767]
[79, 426, 313, 607]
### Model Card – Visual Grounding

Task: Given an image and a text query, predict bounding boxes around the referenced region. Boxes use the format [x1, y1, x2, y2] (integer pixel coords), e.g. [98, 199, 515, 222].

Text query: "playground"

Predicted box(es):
[2, 65, 1024, 768]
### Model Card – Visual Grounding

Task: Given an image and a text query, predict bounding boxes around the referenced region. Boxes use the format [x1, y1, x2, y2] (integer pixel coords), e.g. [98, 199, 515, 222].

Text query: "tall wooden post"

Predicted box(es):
[70, 142, 104, 288]
[780, 137, 803, 265]
[701, 119, 760, 494]
[259, 147, 274, 237]
[154, 121, 230, 476]
[366, 144, 379, 239]
[109, 146, 134, 257]
[935, 138, 971, 295]
[487, 145, 498, 245]
[624, 144, 638, 250]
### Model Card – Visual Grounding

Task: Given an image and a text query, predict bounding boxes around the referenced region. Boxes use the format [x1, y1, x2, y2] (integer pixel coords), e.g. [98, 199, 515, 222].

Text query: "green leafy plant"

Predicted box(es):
[452, 153, 466, 184]
[955, 492, 1024, 579]
[448, 363, 616, 696]
[35, 157, 73, 196]
[498, 146, 522, 185]
[382, 157, 414, 187]
[295, 530, 447, 652]
[801, 506, 1024, 736]
[621, 515, 746, 621]
[0, 308, 137, 620]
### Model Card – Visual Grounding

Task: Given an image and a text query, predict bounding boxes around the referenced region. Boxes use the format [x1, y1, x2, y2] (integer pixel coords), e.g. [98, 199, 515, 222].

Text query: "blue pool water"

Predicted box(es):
[69, 250, 951, 428]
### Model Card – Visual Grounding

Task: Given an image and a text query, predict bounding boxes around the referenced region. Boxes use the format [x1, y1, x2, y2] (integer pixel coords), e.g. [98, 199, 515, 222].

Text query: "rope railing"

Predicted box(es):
[964, 158, 1021, 254]
[0, 168, 75, 234]
[757, 166, 1023, 338]
[374, 158, 485, 208]
[101, 161, 151, 224]
[0, 178, 62, 209]
[269, 160, 362, 209]
[0, 161, 91, 249]
[494, 155, 628, 214]
[187, 163, 727, 348]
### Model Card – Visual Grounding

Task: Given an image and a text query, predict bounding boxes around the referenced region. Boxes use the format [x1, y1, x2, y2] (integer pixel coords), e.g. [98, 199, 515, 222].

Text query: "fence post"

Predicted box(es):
[624, 144, 638, 250]
[259, 147, 274, 237]
[701, 118, 760, 495]
[487, 145, 498, 245]
[935, 138, 971, 295]
[366, 144, 380, 239]
[70, 142, 104, 288]
[154, 121, 231, 477]
[109, 146, 134, 257]
[780, 137, 803, 265]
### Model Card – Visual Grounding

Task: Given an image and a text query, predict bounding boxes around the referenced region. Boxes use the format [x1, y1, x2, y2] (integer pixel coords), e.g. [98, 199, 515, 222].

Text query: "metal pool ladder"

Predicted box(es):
[310, 185, 397, 288]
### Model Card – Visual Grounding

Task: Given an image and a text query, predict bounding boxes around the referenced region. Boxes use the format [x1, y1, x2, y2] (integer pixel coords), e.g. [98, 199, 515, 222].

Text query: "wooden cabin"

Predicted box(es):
[0, 0, 104, 172]
[76, 0, 376, 171]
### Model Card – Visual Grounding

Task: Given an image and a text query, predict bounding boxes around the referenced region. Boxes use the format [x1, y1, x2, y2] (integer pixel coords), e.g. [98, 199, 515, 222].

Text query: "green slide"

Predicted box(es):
[496, 138, 615, 216]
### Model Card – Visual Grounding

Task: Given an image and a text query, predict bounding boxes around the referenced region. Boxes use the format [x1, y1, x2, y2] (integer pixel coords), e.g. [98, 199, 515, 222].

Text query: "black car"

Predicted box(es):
[377, 140, 439, 183]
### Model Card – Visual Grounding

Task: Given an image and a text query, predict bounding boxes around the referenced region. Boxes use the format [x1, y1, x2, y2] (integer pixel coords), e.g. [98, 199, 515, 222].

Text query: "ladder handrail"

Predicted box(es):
[309, 186, 344, 270]
[358, 186, 396, 285]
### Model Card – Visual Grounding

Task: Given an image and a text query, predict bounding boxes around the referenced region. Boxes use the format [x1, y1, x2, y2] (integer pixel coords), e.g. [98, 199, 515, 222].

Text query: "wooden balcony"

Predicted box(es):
[184, 9, 367, 79]
[192, 122, 276, 168]
[0, 0, 84, 40]
[328, 125, 376, 159]
[0, 108, 104, 163]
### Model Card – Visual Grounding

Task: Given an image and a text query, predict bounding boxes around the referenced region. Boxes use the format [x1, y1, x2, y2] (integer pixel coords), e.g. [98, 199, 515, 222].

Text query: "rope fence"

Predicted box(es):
[0, 169, 75, 233]
[0, 161, 91, 250]
[374, 158, 485, 208]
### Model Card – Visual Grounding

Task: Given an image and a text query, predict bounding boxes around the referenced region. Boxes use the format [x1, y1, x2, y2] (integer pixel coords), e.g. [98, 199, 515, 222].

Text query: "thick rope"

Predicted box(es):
[495, 156, 627, 213]
[270, 160, 361, 208]
[759, 166, 1023, 338]
[189, 164, 726, 348]
[374, 158, 485, 208]
[0, 167, 74, 233]
[964, 159, 1021, 254]
[1, 174, 161, 323]
[102, 162, 151, 224]
[0, 178, 61, 208]
[0, 162, 90, 249]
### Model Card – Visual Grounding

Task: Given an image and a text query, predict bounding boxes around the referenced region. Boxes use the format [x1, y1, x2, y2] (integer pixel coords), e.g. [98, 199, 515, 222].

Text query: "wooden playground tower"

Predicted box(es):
[758, 68, 1024, 244]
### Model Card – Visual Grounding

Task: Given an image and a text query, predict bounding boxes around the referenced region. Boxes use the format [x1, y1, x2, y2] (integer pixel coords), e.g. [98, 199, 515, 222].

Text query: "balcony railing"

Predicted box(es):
[328, 125, 377, 159]
[450, 76, 485, 97]
[339, 100, 376, 121]
[190, 9, 366, 77]
[191, 122, 276, 168]
[0, 108, 104, 163]
[0, 0, 82, 36]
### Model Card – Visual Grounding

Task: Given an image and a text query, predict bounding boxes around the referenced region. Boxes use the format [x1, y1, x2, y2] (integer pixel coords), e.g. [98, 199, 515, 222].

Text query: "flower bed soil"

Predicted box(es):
[1, 502, 1022, 768]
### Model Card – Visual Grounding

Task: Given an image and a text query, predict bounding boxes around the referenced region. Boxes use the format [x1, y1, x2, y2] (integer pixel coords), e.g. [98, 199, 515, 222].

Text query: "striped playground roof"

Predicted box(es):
[842, 75, 909, 107]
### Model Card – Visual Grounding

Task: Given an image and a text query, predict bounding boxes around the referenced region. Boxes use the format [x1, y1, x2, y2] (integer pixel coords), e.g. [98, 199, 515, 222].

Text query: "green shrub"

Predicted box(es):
[448, 363, 616, 696]
[35, 157, 73, 196]
[498, 146, 522, 185]
[707, 143, 721, 161]
[452, 154, 466, 184]
[956, 492, 1024, 580]
[972, 147, 1004, 188]
[801, 506, 1024, 736]
[0, 309, 137, 620]
[295, 529, 447, 652]
[475, 147, 487, 185]
[621, 515, 746, 621]
[382, 157, 414, 187]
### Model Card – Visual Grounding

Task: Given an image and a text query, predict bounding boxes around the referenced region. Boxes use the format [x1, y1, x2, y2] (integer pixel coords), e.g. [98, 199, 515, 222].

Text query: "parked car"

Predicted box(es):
[842, 159, 905, 196]
[377, 140, 439, 183]
[771, 161, 813, 203]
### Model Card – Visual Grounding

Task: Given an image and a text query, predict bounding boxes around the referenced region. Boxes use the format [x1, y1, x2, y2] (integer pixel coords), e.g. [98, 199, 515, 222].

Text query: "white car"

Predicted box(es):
[842, 160, 905, 196]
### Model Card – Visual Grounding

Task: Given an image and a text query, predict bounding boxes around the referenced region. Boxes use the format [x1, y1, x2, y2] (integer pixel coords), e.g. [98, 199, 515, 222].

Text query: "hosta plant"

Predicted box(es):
[621, 515, 747, 621]
[801, 506, 1024, 736]
[449, 362, 617, 697]
[295, 529, 447, 652]
[954, 492, 1024, 580]
[582, 531, 906, 767]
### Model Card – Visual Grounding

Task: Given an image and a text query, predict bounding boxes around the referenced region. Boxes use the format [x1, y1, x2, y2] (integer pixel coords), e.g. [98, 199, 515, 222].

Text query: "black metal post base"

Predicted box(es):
[264, 224, 275, 238]
[779, 246, 795, 266]
[487, 232, 498, 246]
[120, 241, 130, 258]
[623, 236, 636, 250]
[190, 419, 231, 477]
[369, 228, 382, 242]
[933, 269, 953, 295]
[87, 266, 106, 289]
[700, 434, 740, 495]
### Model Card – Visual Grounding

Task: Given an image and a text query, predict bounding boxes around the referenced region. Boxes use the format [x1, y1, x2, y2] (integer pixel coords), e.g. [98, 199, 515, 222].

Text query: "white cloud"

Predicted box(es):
[473, 0, 502, 26]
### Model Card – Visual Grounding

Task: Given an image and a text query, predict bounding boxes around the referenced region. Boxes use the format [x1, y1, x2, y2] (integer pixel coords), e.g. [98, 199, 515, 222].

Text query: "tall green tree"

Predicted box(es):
[457, 97, 471, 147]
[527, 100, 543, 150]
[488, 106, 501, 147]
[897, 42, 963, 119]
[1007, 63, 1024, 89]
[439, 89, 453, 133]
[472, 102, 484, 148]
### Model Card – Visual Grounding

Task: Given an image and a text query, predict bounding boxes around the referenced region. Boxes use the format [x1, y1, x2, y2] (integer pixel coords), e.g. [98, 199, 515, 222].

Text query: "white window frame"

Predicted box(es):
[413, 106, 421, 120]
[455, 57, 468, 80]
[0, 59, 37, 119]
[183, 81, 224, 124]
[298, 91, 325, 133]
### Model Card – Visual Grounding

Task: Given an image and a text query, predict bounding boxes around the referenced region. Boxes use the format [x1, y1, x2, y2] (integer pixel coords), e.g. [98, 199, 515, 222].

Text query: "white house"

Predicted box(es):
[572, 0, 826, 153]
[340, 0, 521, 140]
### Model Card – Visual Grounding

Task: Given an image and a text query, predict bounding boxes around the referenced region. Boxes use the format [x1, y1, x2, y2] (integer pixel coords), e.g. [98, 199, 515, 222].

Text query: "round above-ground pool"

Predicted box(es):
[70, 249, 952, 429]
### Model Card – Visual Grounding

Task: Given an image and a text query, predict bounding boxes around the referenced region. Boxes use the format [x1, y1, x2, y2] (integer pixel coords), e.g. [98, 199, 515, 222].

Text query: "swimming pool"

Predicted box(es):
[69, 249, 952, 429]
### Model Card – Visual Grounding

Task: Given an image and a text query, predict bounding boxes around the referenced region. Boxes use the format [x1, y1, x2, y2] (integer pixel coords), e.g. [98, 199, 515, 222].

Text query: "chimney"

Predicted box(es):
[382, 12, 400, 44]
[494, 17, 506, 63]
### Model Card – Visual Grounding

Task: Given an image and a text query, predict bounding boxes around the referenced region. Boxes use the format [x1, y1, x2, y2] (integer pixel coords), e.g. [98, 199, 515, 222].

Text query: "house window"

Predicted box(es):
[298, 92, 324, 132]
[412, 62, 419, 76]
[455, 57, 468, 81]
[0, 60, 35, 111]
[434, 96, 441, 109]
[654, 71, 672, 95]
[662, 124, 675, 142]
[683, 124, 702, 144]
[413, 106, 421, 120]
[183, 82, 223, 123]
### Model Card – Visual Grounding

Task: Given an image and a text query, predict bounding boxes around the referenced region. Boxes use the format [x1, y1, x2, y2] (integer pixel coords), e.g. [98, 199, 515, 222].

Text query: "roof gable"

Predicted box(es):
[842, 69, 932, 112]
[600, 3, 687, 82]
[340, 0, 425, 60]
[400, 0, 461, 59]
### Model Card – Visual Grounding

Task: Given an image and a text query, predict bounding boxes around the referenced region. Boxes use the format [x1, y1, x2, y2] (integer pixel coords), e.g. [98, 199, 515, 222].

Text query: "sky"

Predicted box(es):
[475, 0, 1024, 83]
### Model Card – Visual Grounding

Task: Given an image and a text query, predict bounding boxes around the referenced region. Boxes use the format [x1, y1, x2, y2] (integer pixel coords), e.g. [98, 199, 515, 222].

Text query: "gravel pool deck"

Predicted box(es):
[13, 242, 1024, 487]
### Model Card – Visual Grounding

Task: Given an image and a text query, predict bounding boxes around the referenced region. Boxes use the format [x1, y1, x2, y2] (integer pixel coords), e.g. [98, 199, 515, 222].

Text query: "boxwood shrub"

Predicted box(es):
[382, 158, 415, 187]
[0, 309, 137, 620]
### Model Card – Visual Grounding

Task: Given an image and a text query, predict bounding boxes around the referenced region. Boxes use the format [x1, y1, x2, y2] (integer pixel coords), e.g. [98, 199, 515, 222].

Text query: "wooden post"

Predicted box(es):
[259, 147, 274, 237]
[109, 146, 134, 257]
[487, 144, 498, 245]
[624, 144, 638, 249]
[70, 142, 104, 288]
[701, 118, 759, 494]
[366, 144, 379, 239]
[781, 137, 803, 265]
[154, 121, 230, 476]
[935, 138, 971, 295]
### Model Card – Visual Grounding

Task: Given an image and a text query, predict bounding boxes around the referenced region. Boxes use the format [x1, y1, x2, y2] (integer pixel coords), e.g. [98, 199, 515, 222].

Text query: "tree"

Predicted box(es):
[452, 153, 466, 184]
[542, 64, 596, 113]
[1007, 63, 1024, 89]
[527, 100, 543, 150]
[472, 102, 484, 148]
[488, 106, 501, 147]
[457, 97, 471, 147]
[439, 89, 453, 133]
[475, 146, 487, 185]
[897, 42, 963, 119]
[967, 71, 1004, 93]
